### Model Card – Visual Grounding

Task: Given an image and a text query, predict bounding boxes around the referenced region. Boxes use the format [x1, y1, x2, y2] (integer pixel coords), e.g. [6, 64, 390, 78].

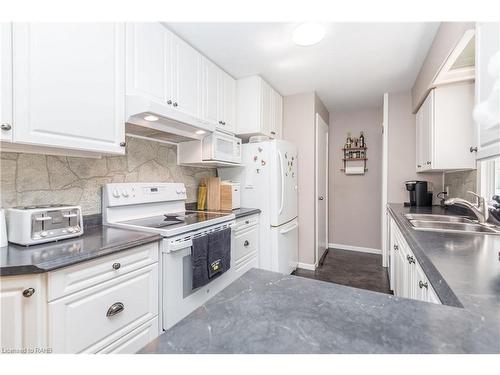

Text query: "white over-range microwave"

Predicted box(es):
[201, 131, 242, 164]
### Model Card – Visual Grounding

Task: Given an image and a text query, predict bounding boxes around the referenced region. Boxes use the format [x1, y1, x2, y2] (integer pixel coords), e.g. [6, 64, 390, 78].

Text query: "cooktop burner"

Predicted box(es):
[119, 210, 231, 229]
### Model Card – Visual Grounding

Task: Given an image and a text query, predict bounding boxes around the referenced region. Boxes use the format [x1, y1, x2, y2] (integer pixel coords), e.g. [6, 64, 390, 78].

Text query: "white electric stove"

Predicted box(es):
[102, 182, 236, 330]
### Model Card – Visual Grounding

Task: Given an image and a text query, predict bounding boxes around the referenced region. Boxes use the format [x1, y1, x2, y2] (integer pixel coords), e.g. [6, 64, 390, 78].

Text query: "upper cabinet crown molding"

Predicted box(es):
[236, 75, 283, 140]
[432, 29, 476, 87]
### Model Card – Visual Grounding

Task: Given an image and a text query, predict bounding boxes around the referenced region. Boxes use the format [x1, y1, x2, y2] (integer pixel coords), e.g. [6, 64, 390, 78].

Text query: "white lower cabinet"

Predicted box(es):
[0, 273, 47, 352]
[1, 242, 160, 354]
[389, 216, 441, 304]
[232, 214, 260, 275]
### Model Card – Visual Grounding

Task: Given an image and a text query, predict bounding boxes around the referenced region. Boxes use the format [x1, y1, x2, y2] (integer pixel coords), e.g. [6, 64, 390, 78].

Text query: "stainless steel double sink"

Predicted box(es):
[404, 214, 500, 235]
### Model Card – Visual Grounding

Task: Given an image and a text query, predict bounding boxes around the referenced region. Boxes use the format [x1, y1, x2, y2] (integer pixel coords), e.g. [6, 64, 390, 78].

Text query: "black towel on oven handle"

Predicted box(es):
[207, 228, 231, 279]
[191, 234, 210, 290]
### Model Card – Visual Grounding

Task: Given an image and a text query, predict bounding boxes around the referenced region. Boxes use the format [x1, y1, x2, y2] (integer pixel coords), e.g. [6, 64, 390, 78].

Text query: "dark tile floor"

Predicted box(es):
[292, 249, 392, 294]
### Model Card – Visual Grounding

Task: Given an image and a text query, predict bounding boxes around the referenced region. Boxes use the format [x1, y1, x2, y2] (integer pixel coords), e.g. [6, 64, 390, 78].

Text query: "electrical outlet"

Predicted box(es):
[445, 186, 450, 195]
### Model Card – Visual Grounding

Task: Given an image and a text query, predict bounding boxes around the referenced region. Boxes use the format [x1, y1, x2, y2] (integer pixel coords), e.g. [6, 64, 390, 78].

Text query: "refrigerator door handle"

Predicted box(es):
[280, 222, 298, 235]
[277, 150, 285, 215]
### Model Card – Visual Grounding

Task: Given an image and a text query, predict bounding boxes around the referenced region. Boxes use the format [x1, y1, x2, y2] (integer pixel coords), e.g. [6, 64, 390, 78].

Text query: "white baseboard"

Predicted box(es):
[297, 262, 316, 271]
[328, 243, 382, 255]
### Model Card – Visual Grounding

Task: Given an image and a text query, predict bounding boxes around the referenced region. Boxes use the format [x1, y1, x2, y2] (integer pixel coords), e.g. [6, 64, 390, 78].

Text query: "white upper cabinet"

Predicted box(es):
[125, 22, 172, 104]
[0, 23, 13, 142]
[11, 23, 126, 155]
[170, 33, 201, 120]
[217, 69, 236, 133]
[416, 82, 476, 172]
[236, 75, 283, 139]
[473, 22, 500, 160]
[201, 57, 219, 127]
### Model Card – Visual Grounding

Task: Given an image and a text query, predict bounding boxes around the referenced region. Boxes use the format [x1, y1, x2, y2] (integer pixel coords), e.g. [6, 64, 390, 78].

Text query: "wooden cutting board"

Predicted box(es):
[207, 177, 221, 211]
[220, 183, 233, 211]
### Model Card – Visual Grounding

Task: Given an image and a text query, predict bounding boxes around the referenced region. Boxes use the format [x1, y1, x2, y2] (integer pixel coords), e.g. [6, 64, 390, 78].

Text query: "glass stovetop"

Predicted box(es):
[119, 210, 230, 229]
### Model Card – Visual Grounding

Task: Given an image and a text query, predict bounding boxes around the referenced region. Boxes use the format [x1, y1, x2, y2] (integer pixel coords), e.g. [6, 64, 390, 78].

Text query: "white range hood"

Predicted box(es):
[125, 94, 215, 143]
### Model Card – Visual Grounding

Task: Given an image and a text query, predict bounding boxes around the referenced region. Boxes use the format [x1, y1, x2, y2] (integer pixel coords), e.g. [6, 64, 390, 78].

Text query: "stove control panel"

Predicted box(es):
[103, 183, 187, 207]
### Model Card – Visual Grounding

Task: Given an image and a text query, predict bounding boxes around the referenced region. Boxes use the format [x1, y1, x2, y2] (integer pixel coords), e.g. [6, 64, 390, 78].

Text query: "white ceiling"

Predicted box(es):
[166, 22, 440, 112]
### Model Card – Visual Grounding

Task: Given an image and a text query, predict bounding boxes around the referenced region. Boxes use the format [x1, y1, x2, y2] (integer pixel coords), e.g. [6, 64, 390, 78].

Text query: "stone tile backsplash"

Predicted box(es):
[0, 136, 216, 214]
[444, 170, 477, 200]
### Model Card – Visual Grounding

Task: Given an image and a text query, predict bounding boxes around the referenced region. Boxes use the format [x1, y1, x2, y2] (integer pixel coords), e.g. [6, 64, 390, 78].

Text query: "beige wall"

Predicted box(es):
[387, 91, 444, 204]
[283, 92, 329, 266]
[412, 22, 475, 112]
[0, 136, 215, 215]
[329, 107, 382, 250]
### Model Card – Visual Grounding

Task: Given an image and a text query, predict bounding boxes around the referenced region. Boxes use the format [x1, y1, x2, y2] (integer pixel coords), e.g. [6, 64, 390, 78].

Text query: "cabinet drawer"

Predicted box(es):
[234, 226, 258, 263]
[48, 242, 159, 301]
[48, 263, 158, 353]
[233, 214, 259, 232]
[97, 316, 158, 354]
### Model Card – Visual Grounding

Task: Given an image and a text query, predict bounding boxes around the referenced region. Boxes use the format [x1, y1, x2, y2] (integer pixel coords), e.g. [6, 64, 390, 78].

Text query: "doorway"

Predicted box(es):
[315, 113, 329, 267]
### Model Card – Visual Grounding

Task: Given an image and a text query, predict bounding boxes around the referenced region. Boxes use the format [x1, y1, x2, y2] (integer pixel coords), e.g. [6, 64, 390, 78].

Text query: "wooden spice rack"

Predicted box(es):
[341, 146, 368, 173]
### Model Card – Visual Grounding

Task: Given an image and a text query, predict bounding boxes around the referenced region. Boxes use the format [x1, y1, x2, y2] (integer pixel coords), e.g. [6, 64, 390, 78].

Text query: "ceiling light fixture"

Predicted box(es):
[195, 130, 206, 135]
[144, 115, 159, 122]
[291, 23, 326, 46]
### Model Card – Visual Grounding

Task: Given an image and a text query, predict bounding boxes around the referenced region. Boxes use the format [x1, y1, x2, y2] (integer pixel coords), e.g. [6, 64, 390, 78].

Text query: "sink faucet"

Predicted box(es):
[444, 191, 488, 223]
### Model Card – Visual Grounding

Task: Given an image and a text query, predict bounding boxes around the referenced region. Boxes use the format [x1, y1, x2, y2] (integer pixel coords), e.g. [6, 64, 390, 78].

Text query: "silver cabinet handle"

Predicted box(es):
[218, 120, 223, 124]
[112, 262, 121, 270]
[244, 240, 250, 247]
[245, 220, 250, 224]
[106, 302, 124, 317]
[407, 255, 415, 264]
[426, 161, 431, 165]
[120, 142, 126, 147]
[417, 165, 421, 168]
[318, 196, 324, 201]
[271, 131, 276, 135]
[23, 288, 35, 297]
[167, 100, 172, 105]
[419, 281, 428, 289]
[1, 123, 12, 131]
[173, 102, 178, 107]
[393, 244, 399, 250]
[35, 216, 52, 221]
[470, 146, 478, 153]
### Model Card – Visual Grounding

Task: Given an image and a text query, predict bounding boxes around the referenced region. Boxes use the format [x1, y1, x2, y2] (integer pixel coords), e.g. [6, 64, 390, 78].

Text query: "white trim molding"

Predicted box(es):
[297, 262, 316, 271]
[328, 243, 382, 255]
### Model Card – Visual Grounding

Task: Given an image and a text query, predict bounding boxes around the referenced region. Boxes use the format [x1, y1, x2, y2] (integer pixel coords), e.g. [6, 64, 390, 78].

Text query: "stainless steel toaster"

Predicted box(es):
[7, 204, 83, 246]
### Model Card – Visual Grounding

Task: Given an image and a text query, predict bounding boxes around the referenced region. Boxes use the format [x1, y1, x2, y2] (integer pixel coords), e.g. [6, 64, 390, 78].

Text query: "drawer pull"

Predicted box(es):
[112, 262, 121, 270]
[393, 244, 399, 251]
[245, 220, 250, 224]
[244, 240, 250, 247]
[22, 288, 35, 297]
[106, 302, 124, 317]
[419, 281, 428, 289]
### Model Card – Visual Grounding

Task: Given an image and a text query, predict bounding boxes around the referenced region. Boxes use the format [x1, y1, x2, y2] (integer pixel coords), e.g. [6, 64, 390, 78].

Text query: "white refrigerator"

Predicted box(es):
[219, 139, 298, 274]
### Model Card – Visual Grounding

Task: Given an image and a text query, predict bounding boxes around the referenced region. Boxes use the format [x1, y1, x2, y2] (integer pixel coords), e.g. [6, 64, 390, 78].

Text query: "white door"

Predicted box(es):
[201, 57, 219, 126]
[126, 22, 173, 105]
[171, 34, 201, 119]
[270, 140, 298, 226]
[12, 23, 126, 154]
[474, 22, 500, 160]
[315, 114, 329, 266]
[271, 218, 299, 274]
[1, 23, 12, 142]
[0, 274, 46, 350]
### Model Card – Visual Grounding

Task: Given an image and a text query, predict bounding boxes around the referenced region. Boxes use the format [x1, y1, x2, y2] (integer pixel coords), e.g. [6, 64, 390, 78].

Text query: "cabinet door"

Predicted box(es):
[0, 274, 46, 351]
[126, 22, 172, 104]
[269, 89, 283, 139]
[0, 23, 12, 142]
[171, 34, 201, 120]
[414, 264, 428, 302]
[217, 70, 236, 133]
[201, 57, 219, 126]
[260, 79, 272, 136]
[417, 91, 434, 172]
[474, 22, 500, 160]
[12, 23, 126, 154]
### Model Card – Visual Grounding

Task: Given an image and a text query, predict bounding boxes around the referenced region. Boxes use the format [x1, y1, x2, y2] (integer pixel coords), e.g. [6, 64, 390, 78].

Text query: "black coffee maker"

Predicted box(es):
[405, 181, 433, 206]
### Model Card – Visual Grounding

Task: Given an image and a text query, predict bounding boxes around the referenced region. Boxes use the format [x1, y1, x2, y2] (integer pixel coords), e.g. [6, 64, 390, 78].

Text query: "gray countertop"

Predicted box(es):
[139, 268, 498, 354]
[0, 225, 161, 276]
[386, 204, 500, 337]
[139, 204, 500, 354]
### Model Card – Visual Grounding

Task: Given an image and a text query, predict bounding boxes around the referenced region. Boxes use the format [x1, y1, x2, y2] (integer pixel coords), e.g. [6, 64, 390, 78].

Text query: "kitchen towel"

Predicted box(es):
[207, 228, 231, 279]
[191, 234, 210, 290]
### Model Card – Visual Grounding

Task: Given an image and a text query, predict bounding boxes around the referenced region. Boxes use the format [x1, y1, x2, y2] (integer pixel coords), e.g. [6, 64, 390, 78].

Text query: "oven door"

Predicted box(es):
[162, 236, 234, 330]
